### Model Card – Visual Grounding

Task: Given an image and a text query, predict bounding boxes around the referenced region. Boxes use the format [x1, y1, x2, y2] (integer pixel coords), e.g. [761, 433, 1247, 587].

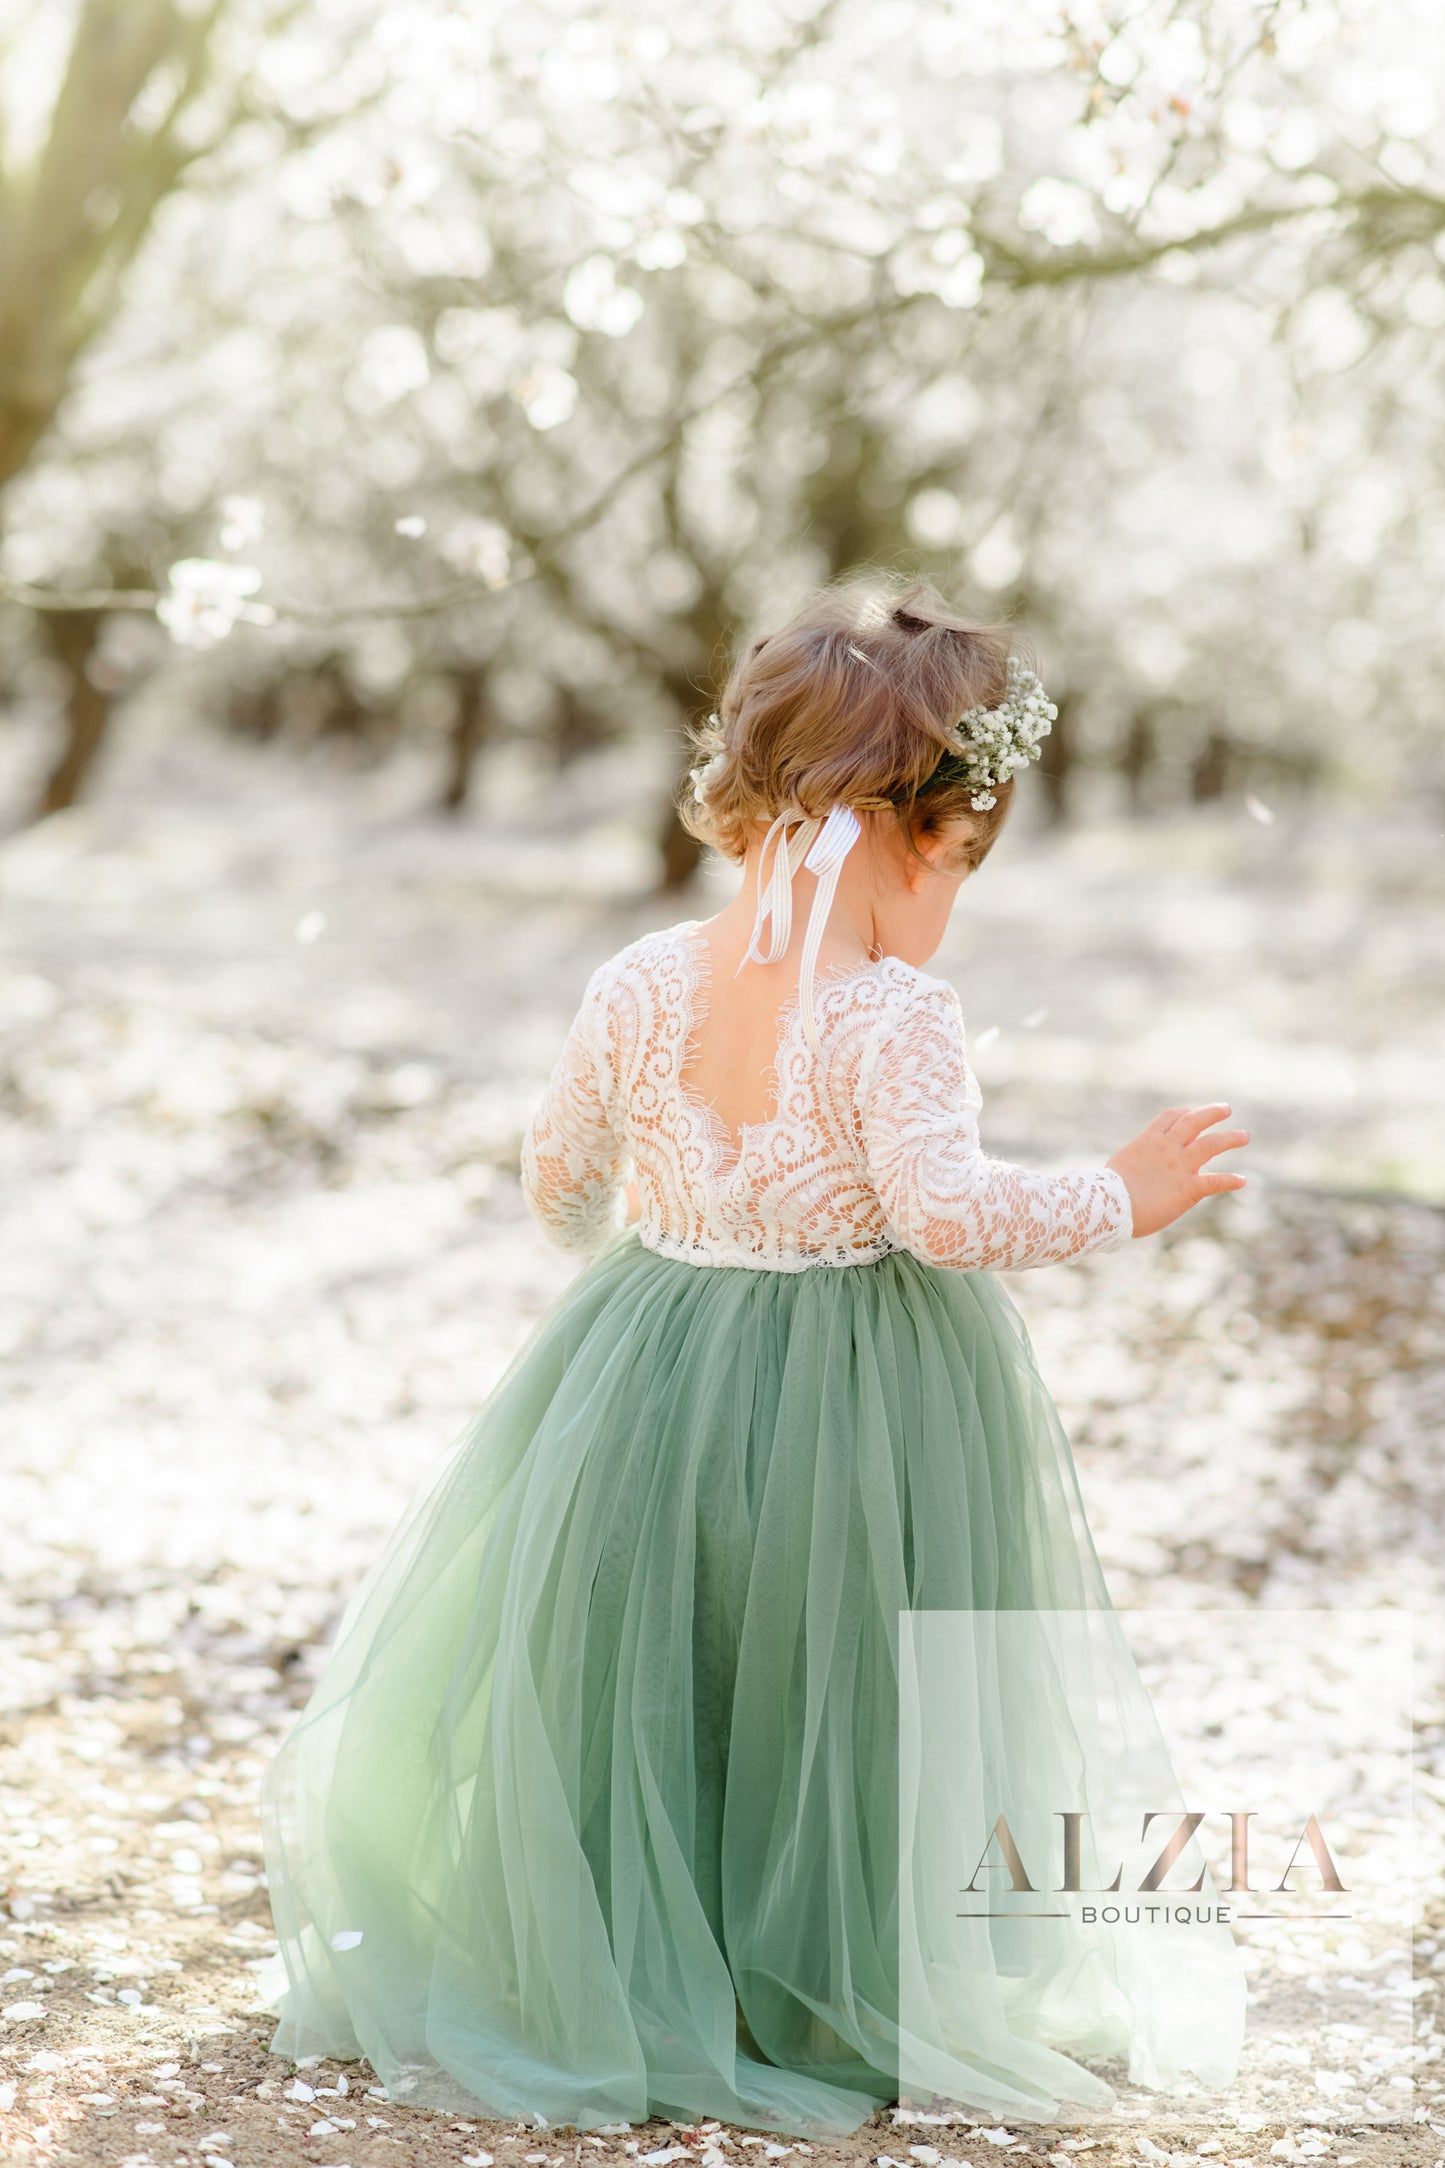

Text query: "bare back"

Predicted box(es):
[680, 896, 878, 1147]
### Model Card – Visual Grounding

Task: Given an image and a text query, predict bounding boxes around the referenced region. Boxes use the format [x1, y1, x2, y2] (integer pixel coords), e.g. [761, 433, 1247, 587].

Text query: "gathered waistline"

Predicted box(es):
[634, 1226, 901, 1275]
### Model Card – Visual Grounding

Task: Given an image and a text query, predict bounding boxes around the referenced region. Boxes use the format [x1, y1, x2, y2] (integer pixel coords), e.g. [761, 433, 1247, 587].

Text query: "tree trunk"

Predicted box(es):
[36, 609, 110, 817]
[552, 685, 607, 766]
[1120, 707, 1157, 813]
[441, 667, 492, 812]
[0, 1, 227, 495]
[1192, 729, 1231, 801]
[658, 792, 705, 890]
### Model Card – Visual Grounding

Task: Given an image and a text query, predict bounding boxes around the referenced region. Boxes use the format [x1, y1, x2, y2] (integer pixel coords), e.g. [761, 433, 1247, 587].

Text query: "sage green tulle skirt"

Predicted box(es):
[259, 1234, 1244, 2134]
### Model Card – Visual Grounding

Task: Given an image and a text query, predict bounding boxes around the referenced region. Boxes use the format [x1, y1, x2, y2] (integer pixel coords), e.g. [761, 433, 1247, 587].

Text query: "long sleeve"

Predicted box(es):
[520, 966, 629, 1255]
[858, 979, 1133, 1272]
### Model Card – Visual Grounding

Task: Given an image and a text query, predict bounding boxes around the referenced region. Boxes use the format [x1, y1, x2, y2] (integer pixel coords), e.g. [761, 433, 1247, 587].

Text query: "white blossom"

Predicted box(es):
[563, 254, 646, 337]
[514, 364, 578, 431]
[157, 559, 273, 649]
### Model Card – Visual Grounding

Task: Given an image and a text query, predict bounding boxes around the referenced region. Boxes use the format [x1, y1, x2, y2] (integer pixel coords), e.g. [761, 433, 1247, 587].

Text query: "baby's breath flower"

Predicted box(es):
[935, 655, 1056, 806]
[688, 723, 729, 806]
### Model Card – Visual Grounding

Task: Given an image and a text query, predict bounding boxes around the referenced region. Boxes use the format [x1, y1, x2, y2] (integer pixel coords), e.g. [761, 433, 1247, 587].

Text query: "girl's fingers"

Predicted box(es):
[1197, 1170, 1248, 1193]
[1152, 1106, 1193, 1133]
[1176, 1103, 1234, 1143]
[1193, 1126, 1251, 1162]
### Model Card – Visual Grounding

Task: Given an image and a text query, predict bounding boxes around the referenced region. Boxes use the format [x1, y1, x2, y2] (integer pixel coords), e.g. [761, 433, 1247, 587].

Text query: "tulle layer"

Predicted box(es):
[259, 1233, 1243, 2134]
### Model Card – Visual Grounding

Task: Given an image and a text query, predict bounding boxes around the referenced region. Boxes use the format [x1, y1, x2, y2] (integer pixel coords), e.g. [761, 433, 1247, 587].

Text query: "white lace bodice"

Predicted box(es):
[520, 922, 1132, 1273]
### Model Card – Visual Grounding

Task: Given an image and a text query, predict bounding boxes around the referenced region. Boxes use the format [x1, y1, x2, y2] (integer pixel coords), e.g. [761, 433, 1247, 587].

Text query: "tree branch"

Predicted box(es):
[0, 299, 886, 627]
[976, 184, 1445, 291]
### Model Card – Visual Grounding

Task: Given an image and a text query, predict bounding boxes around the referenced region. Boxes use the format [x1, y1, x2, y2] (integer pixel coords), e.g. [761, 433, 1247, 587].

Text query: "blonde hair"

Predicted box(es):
[680, 573, 1025, 873]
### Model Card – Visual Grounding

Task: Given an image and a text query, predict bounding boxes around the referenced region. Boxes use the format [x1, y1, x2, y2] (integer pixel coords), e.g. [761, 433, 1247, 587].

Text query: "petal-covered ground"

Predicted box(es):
[1, 733, 1442, 2168]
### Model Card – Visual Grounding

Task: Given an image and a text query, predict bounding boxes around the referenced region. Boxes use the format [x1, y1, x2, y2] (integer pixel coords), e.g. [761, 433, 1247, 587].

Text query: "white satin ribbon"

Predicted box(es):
[739, 803, 863, 1056]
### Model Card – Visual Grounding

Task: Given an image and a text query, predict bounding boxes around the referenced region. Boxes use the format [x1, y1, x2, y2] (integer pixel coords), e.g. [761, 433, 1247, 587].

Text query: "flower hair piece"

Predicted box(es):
[689, 729, 728, 807]
[920, 654, 1058, 811]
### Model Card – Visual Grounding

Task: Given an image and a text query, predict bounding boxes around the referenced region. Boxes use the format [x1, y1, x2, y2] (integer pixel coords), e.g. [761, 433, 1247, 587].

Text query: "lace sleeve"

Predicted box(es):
[520, 965, 629, 1255]
[858, 978, 1133, 1271]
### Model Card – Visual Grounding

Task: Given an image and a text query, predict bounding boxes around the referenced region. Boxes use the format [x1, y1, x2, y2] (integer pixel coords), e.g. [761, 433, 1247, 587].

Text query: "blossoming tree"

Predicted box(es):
[1, 0, 1442, 852]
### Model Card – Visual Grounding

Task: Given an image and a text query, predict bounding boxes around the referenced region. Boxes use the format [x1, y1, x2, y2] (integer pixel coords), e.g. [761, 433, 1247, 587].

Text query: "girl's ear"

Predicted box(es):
[920, 811, 982, 874]
[903, 822, 957, 888]
[902, 848, 934, 895]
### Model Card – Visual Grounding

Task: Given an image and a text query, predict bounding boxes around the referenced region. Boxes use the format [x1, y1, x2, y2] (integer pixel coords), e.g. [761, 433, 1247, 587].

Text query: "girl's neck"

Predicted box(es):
[699, 850, 881, 980]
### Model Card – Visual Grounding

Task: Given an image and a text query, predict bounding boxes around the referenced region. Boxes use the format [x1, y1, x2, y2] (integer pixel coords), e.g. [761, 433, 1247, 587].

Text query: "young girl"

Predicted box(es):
[260, 577, 1250, 2137]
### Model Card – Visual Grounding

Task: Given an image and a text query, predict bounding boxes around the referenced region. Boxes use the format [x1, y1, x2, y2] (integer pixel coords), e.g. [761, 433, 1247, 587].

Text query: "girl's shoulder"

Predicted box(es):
[846, 964, 971, 1100]
[858, 953, 958, 1003]
[583, 919, 696, 994]
[572, 921, 701, 1023]
[840, 953, 966, 1034]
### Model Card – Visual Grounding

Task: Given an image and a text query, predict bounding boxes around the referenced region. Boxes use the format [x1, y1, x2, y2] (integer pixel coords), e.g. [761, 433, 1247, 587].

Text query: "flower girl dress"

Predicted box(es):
[259, 918, 1245, 2135]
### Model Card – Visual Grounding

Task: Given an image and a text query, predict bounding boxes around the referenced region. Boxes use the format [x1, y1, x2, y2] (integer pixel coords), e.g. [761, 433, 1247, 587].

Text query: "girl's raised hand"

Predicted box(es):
[1106, 1104, 1250, 1239]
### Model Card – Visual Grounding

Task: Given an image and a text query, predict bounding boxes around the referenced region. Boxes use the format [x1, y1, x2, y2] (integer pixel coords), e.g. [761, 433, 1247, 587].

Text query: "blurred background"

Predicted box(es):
[1, 1, 1444, 2142]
